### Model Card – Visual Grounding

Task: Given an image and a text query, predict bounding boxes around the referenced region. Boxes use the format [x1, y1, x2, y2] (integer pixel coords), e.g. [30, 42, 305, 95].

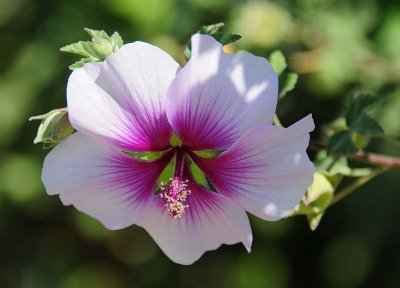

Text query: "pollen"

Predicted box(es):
[160, 177, 191, 219]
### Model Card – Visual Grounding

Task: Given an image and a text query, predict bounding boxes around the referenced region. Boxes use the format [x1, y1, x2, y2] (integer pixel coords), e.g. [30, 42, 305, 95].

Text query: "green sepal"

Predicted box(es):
[60, 28, 124, 70]
[30, 108, 74, 149]
[290, 172, 335, 230]
[184, 23, 241, 61]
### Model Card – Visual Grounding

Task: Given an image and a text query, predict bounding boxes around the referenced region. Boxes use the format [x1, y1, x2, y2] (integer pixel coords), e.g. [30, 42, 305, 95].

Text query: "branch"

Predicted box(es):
[308, 142, 400, 169]
[330, 166, 388, 205]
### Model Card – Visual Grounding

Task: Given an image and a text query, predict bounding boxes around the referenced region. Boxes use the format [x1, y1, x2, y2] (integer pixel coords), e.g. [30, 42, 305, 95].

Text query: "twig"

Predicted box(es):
[330, 166, 388, 205]
[308, 142, 400, 169]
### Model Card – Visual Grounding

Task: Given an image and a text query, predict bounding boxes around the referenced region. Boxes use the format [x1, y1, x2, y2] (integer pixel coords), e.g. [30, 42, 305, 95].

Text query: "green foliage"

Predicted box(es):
[279, 73, 299, 99]
[269, 50, 287, 76]
[291, 172, 336, 230]
[346, 93, 384, 135]
[184, 23, 241, 61]
[60, 28, 124, 70]
[327, 93, 384, 155]
[269, 50, 299, 98]
[327, 131, 358, 155]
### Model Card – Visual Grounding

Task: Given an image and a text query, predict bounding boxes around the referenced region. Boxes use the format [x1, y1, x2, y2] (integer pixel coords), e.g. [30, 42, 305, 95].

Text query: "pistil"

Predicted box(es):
[160, 149, 191, 219]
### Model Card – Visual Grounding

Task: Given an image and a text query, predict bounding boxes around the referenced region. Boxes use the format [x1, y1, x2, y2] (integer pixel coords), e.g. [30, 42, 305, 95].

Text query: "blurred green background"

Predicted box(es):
[1, 0, 400, 287]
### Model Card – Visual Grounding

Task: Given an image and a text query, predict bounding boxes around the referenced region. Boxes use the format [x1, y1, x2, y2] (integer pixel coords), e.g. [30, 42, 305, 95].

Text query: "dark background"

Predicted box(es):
[1, 0, 399, 287]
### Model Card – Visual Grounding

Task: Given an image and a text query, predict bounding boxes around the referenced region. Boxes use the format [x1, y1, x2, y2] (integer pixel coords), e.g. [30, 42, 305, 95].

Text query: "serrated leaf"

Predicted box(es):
[350, 114, 384, 135]
[346, 92, 380, 124]
[60, 41, 100, 60]
[279, 72, 298, 98]
[327, 131, 358, 155]
[345, 92, 384, 136]
[269, 50, 287, 76]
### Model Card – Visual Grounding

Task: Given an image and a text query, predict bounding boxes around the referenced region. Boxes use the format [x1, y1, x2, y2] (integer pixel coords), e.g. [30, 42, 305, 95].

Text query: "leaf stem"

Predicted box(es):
[330, 166, 388, 205]
[309, 141, 400, 169]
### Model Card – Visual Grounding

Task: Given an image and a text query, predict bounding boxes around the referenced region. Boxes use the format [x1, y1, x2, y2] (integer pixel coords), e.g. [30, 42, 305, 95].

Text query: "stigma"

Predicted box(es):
[160, 177, 191, 219]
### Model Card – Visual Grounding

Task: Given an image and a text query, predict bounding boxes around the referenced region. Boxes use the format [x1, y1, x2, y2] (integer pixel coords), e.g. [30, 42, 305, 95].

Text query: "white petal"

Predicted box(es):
[197, 115, 315, 221]
[138, 183, 252, 265]
[67, 42, 180, 151]
[166, 34, 278, 150]
[42, 132, 168, 229]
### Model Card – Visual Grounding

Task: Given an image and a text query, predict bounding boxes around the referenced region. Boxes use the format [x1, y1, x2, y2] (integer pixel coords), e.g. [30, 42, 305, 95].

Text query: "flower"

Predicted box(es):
[42, 34, 315, 265]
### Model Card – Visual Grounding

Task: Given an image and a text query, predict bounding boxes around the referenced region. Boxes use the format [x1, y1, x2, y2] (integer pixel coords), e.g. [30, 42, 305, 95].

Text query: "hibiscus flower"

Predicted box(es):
[42, 34, 315, 264]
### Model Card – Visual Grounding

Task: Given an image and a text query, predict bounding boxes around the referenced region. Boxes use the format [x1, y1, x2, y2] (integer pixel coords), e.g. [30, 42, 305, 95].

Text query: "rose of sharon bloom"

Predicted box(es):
[42, 34, 315, 265]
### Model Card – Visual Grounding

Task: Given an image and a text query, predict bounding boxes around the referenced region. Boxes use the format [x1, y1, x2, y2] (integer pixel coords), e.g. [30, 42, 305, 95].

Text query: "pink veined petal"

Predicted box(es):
[165, 34, 278, 150]
[42, 132, 171, 230]
[137, 181, 252, 265]
[196, 115, 315, 221]
[67, 42, 180, 151]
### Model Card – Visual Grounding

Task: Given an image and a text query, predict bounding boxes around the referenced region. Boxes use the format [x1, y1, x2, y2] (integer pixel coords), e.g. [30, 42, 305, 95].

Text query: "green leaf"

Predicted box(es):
[346, 92, 380, 124]
[327, 131, 358, 155]
[269, 50, 287, 76]
[30, 108, 74, 149]
[345, 92, 384, 136]
[184, 22, 241, 61]
[351, 131, 370, 149]
[211, 32, 242, 45]
[279, 72, 298, 98]
[350, 114, 384, 135]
